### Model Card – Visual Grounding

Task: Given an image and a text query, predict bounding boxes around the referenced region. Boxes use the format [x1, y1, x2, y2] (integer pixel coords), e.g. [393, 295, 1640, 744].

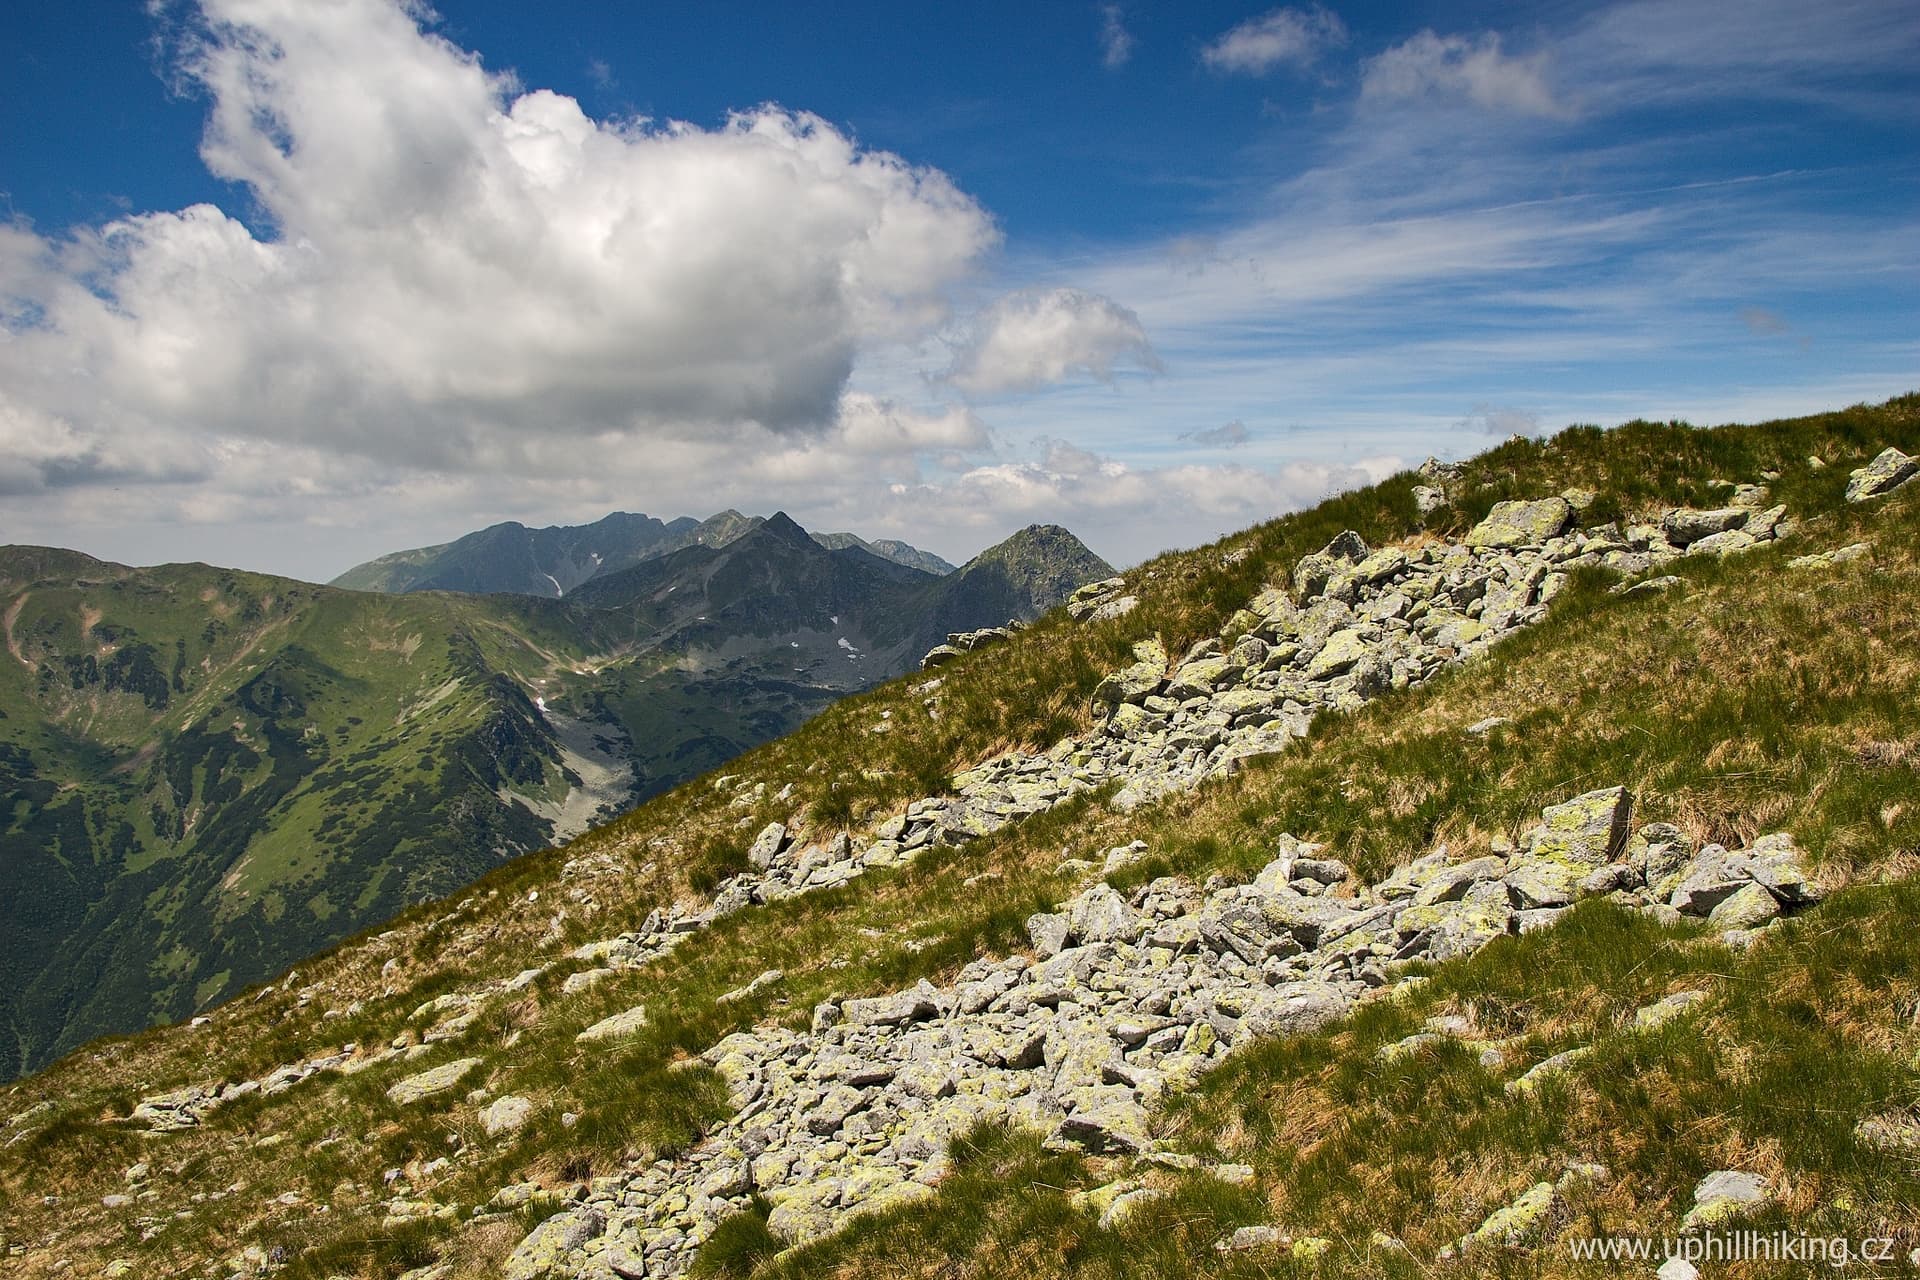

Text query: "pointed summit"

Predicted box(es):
[757, 510, 817, 547]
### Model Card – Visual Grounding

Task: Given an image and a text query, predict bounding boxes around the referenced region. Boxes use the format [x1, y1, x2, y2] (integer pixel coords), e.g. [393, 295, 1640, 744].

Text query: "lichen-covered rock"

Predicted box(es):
[1686, 528, 1759, 557]
[920, 644, 964, 668]
[1217, 1224, 1288, 1252]
[1681, 1170, 1768, 1230]
[386, 1057, 482, 1105]
[1854, 1113, 1920, 1155]
[1506, 1046, 1591, 1096]
[1633, 990, 1707, 1031]
[1026, 912, 1070, 959]
[1466, 497, 1573, 549]
[1305, 627, 1371, 679]
[1066, 884, 1138, 944]
[1661, 507, 1748, 545]
[1055, 1096, 1153, 1154]
[1395, 887, 1511, 960]
[130, 1084, 217, 1132]
[1165, 656, 1240, 699]
[576, 1005, 649, 1043]
[1461, 1181, 1557, 1251]
[1706, 881, 1780, 930]
[479, 1094, 535, 1136]
[1845, 447, 1918, 502]
[1094, 659, 1165, 708]
[841, 980, 941, 1027]
[1668, 847, 1752, 915]
[1097, 1186, 1166, 1230]
[562, 968, 615, 996]
[1789, 542, 1871, 570]
[504, 1207, 606, 1280]
[1511, 787, 1636, 903]
[1292, 531, 1369, 599]
[747, 821, 788, 869]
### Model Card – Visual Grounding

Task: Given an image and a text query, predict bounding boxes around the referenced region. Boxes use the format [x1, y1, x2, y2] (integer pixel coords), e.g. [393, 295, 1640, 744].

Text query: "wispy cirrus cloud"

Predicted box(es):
[1097, 5, 1134, 69]
[1179, 420, 1251, 448]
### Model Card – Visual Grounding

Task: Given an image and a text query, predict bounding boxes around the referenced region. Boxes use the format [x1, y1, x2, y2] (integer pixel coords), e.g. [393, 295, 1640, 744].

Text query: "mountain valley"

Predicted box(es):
[0, 518, 1110, 1081]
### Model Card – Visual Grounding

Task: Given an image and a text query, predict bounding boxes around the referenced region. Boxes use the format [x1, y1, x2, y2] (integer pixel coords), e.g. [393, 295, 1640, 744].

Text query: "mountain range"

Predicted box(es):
[329, 510, 956, 597]
[0, 515, 1110, 1080]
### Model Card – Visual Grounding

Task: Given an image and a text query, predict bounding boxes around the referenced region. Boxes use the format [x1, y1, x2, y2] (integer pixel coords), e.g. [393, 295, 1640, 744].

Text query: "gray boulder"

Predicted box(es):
[1067, 884, 1139, 944]
[747, 822, 788, 869]
[1292, 531, 1369, 600]
[386, 1057, 482, 1105]
[503, 1208, 606, 1280]
[1660, 507, 1748, 546]
[841, 980, 942, 1027]
[1466, 497, 1573, 549]
[1845, 447, 1918, 502]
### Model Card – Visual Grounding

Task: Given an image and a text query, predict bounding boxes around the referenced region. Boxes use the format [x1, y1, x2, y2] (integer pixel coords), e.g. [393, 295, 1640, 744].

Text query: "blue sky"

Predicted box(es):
[2, 0, 1915, 577]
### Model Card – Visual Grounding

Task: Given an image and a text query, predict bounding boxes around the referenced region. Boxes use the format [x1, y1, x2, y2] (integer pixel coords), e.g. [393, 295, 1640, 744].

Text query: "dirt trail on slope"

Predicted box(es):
[4, 592, 29, 667]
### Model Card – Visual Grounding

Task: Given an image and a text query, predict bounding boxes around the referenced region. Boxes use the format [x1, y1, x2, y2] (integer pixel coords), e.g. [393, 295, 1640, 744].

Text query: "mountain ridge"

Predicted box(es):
[329, 509, 962, 598]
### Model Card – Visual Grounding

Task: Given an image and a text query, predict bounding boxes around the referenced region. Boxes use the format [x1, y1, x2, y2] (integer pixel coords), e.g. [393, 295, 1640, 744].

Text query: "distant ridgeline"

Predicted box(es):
[0, 517, 1111, 1080]
[328, 509, 959, 597]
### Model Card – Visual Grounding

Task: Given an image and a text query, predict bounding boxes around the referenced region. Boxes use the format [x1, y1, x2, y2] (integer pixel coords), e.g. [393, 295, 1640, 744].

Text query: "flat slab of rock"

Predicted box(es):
[1789, 542, 1871, 570]
[1661, 506, 1748, 545]
[576, 1005, 649, 1043]
[1682, 1169, 1768, 1230]
[1634, 990, 1707, 1031]
[387, 1057, 482, 1105]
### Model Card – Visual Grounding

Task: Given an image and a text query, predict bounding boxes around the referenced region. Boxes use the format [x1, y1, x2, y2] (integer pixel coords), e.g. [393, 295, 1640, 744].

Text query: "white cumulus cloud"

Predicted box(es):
[0, 0, 998, 482]
[1362, 31, 1568, 117]
[1201, 6, 1347, 75]
[944, 287, 1161, 395]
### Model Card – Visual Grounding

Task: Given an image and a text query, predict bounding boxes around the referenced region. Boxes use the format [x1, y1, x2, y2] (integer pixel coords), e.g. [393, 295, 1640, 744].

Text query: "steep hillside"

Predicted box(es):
[331, 511, 956, 598]
[0, 521, 1109, 1081]
[0, 555, 607, 1082]
[3, 396, 1918, 1280]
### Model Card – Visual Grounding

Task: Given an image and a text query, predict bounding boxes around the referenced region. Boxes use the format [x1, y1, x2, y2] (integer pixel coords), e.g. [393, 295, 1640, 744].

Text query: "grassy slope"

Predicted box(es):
[0, 559, 612, 1076]
[2, 397, 1917, 1278]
